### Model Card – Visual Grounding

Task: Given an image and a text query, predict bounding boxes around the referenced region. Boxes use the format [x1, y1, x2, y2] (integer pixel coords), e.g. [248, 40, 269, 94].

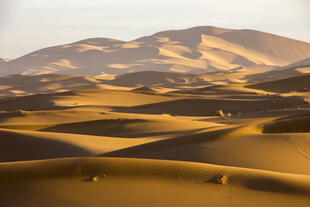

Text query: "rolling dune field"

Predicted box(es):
[0, 26, 310, 206]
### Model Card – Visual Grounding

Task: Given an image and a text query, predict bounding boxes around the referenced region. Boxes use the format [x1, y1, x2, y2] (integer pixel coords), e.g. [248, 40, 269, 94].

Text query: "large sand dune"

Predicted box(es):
[1, 26, 310, 76]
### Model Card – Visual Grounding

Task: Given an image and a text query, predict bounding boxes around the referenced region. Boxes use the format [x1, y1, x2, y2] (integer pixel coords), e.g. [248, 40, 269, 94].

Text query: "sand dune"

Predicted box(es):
[0, 69, 299, 98]
[1, 26, 310, 76]
[247, 74, 310, 93]
[132, 86, 158, 93]
[114, 96, 305, 116]
[0, 64, 308, 97]
[0, 71, 253, 96]
[101, 122, 310, 175]
[0, 74, 133, 97]
[263, 112, 310, 133]
[243, 58, 310, 82]
[0, 88, 186, 112]
[0, 85, 303, 116]
[0, 111, 215, 137]
[277, 58, 310, 71]
[0, 157, 310, 207]
[0, 128, 159, 162]
[107, 71, 211, 87]
[173, 84, 262, 95]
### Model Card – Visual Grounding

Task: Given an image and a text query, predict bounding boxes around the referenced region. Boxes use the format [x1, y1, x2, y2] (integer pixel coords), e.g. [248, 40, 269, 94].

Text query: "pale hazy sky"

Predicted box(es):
[0, 0, 309, 58]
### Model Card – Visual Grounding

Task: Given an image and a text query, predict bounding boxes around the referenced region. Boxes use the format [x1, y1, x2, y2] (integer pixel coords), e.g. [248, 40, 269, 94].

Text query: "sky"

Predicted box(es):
[0, 0, 309, 59]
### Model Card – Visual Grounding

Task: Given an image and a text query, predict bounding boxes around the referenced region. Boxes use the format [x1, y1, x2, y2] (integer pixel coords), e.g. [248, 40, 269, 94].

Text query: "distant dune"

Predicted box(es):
[0, 74, 132, 97]
[0, 65, 309, 97]
[107, 71, 210, 87]
[277, 58, 310, 71]
[0, 71, 254, 97]
[1, 26, 310, 76]
[132, 86, 159, 93]
[245, 58, 310, 82]
[247, 74, 310, 93]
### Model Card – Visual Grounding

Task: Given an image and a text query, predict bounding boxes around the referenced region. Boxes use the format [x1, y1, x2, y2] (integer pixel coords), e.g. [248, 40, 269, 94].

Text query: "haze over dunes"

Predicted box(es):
[1, 26, 310, 76]
[0, 26, 310, 206]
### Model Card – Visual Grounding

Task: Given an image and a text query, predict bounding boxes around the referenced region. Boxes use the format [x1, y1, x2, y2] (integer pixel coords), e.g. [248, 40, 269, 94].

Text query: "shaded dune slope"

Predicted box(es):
[263, 113, 310, 133]
[247, 75, 310, 93]
[114, 96, 304, 116]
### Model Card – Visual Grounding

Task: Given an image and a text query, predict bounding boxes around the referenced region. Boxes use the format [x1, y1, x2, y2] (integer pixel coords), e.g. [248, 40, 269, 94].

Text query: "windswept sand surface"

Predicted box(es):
[0, 71, 310, 206]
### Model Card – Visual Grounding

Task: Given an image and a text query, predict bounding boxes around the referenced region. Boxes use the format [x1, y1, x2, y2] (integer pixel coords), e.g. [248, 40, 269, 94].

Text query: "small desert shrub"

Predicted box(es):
[91, 172, 107, 183]
[217, 174, 228, 184]
[290, 91, 298, 96]
[17, 110, 26, 115]
[92, 176, 99, 182]
[161, 113, 172, 117]
[215, 109, 225, 117]
[215, 110, 232, 117]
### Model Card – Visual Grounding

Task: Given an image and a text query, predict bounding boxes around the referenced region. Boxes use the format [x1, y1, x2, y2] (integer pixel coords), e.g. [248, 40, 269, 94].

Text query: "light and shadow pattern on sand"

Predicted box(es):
[0, 71, 309, 206]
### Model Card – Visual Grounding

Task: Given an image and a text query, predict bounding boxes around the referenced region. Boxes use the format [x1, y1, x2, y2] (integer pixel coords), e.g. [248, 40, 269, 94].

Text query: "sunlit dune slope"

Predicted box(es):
[0, 109, 216, 137]
[0, 128, 160, 162]
[101, 122, 310, 175]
